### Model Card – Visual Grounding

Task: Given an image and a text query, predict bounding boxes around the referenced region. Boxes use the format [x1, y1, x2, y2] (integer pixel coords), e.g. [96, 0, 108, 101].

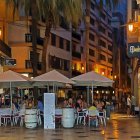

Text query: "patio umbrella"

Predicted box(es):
[31, 69, 75, 90]
[71, 71, 114, 104]
[0, 70, 31, 108]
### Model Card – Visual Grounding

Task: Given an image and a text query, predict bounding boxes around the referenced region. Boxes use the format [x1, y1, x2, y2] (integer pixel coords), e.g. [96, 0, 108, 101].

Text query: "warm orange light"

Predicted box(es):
[101, 71, 105, 75]
[81, 66, 84, 71]
[114, 75, 117, 79]
[128, 24, 133, 32]
[0, 29, 2, 38]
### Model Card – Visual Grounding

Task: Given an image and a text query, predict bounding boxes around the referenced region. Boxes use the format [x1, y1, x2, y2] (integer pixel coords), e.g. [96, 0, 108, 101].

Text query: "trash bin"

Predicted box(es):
[62, 108, 75, 128]
[25, 109, 37, 128]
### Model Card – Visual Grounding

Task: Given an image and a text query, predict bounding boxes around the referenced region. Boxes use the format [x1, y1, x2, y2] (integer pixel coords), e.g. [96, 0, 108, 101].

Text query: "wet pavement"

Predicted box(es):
[0, 113, 140, 140]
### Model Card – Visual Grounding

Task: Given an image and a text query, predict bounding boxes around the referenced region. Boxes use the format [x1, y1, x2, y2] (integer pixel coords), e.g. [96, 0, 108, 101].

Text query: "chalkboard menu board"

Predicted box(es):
[44, 93, 55, 129]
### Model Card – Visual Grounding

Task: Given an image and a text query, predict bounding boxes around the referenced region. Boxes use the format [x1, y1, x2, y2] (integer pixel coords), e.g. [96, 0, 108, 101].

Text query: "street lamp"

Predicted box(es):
[136, 0, 140, 4]
[128, 23, 134, 32]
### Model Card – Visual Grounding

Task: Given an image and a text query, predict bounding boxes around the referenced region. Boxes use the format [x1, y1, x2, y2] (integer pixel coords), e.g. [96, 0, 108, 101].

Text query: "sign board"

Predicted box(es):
[44, 93, 55, 129]
[128, 42, 140, 58]
[5, 59, 16, 66]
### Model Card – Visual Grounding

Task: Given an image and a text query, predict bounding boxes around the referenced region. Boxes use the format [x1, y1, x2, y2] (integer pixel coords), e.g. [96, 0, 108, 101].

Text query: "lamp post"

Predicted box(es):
[112, 75, 118, 100]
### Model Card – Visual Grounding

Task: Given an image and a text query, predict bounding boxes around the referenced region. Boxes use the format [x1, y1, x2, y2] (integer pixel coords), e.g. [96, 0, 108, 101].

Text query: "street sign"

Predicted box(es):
[5, 59, 16, 66]
[128, 42, 140, 58]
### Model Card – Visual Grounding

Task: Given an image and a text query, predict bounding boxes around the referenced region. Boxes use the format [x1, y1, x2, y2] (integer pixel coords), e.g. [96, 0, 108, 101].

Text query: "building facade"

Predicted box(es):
[127, 0, 140, 105]
[72, 0, 113, 79]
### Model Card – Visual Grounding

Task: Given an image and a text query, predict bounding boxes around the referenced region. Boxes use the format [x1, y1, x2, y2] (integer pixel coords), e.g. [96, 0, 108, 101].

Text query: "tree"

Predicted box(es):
[6, 0, 82, 74]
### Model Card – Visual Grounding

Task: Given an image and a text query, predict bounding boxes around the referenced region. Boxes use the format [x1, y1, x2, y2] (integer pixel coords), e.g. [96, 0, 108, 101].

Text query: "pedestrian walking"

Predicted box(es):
[127, 95, 131, 116]
[131, 95, 136, 115]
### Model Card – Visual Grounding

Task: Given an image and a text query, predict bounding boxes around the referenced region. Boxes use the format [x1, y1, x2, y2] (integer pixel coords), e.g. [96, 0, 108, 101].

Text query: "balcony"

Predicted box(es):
[0, 40, 11, 57]
[72, 51, 81, 59]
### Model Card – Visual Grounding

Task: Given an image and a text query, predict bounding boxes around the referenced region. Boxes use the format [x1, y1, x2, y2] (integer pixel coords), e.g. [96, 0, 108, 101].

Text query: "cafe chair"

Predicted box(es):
[1, 108, 13, 126]
[18, 109, 25, 126]
[37, 109, 42, 126]
[55, 109, 62, 124]
[98, 111, 106, 126]
[76, 111, 86, 125]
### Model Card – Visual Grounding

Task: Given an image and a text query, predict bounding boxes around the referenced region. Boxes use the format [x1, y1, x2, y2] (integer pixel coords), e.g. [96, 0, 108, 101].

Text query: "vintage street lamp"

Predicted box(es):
[128, 23, 134, 32]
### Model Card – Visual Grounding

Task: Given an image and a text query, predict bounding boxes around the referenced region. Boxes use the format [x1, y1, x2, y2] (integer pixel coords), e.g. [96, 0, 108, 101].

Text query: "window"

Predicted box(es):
[49, 55, 70, 71]
[89, 49, 95, 57]
[25, 60, 32, 68]
[90, 17, 95, 25]
[100, 54, 106, 61]
[108, 57, 112, 64]
[72, 31, 81, 40]
[30, 51, 39, 61]
[108, 32, 112, 38]
[81, 47, 83, 53]
[91, 2, 95, 10]
[99, 40, 106, 48]
[108, 45, 112, 51]
[108, 19, 111, 25]
[64, 60, 70, 71]
[98, 26, 106, 34]
[59, 37, 64, 49]
[72, 44, 76, 52]
[100, 12, 106, 20]
[89, 33, 95, 41]
[51, 34, 56, 46]
[66, 40, 70, 51]
[25, 33, 32, 42]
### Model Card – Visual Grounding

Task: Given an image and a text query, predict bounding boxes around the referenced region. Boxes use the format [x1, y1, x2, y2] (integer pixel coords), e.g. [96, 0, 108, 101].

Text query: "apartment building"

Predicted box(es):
[72, 0, 113, 79]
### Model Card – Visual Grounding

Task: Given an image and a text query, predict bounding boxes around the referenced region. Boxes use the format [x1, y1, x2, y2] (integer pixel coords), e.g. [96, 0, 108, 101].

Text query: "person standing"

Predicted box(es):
[131, 95, 136, 115]
[127, 95, 131, 116]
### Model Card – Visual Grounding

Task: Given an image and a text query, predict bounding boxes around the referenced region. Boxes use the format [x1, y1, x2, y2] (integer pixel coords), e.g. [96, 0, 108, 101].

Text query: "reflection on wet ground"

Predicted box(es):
[0, 113, 140, 140]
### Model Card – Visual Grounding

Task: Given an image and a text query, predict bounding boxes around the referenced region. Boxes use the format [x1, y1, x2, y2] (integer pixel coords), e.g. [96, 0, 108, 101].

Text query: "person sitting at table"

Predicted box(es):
[62, 98, 69, 108]
[89, 103, 97, 111]
[75, 98, 83, 112]
[37, 97, 44, 113]
[12, 98, 20, 111]
[27, 98, 34, 108]
[68, 98, 75, 108]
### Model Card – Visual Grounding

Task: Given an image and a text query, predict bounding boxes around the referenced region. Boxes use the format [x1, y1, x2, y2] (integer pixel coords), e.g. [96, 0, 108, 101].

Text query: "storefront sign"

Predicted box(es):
[128, 42, 140, 58]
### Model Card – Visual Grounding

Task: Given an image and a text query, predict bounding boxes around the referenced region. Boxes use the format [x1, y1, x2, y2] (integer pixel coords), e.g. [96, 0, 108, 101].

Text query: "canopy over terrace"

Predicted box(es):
[71, 71, 114, 103]
[31, 69, 75, 92]
[0, 70, 31, 107]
